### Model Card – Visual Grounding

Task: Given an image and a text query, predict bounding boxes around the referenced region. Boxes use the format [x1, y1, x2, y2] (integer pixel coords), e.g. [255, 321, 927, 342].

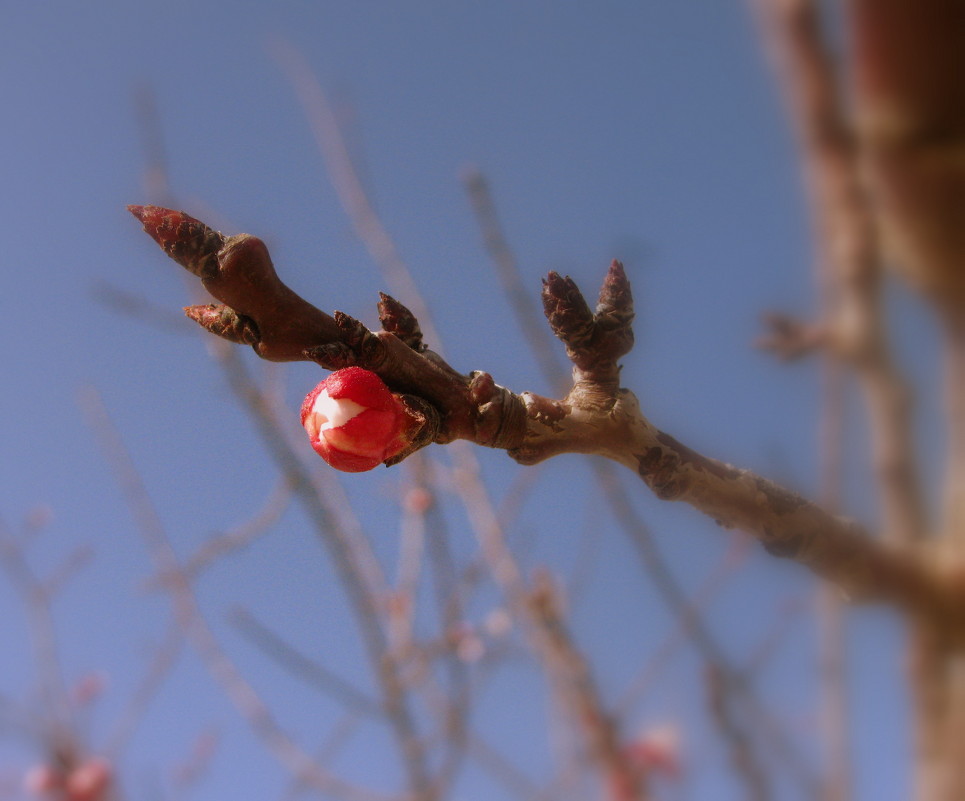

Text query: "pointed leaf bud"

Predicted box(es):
[300, 367, 414, 472]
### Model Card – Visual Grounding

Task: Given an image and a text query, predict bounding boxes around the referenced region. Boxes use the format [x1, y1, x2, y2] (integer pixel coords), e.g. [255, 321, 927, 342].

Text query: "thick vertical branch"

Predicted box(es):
[943, 318, 965, 547]
[845, 4, 965, 800]
[755, 0, 926, 545]
[847, 0, 965, 314]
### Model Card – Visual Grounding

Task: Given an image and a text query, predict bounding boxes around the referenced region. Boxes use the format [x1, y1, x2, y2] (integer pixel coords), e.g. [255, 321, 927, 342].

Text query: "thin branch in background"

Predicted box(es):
[170, 728, 219, 799]
[81, 387, 389, 801]
[268, 38, 443, 353]
[104, 619, 184, 763]
[278, 714, 366, 801]
[466, 734, 540, 800]
[404, 452, 472, 792]
[706, 666, 771, 801]
[93, 283, 194, 336]
[526, 572, 647, 801]
[42, 546, 95, 600]
[743, 597, 808, 677]
[391, 469, 427, 653]
[230, 607, 382, 718]
[618, 534, 751, 713]
[563, 484, 606, 608]
[0, 516, 73, 741]
[816, 583, 850, 801]
[597, 463, 788, 799]
[133, 84, 175, 210]
[446, 448, 649, 799]
[179, 478, 293, 580]
[461, 167, 567, 391]
[815, 356, 851, 801]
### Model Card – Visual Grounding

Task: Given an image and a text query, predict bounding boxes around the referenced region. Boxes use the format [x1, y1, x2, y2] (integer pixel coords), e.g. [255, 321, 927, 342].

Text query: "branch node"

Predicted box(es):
[756, 311, 825, 362]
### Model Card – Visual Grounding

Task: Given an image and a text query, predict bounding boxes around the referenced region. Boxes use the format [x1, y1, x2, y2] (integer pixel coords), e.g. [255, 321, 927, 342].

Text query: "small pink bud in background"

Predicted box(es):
[71, 672, 108, 708]
[301, 367, 413, 472]
[65, 758, 112, 801]
[625, 724, 682, 779]
[403, 486, 434, 514]
[23, 765, 60, 795]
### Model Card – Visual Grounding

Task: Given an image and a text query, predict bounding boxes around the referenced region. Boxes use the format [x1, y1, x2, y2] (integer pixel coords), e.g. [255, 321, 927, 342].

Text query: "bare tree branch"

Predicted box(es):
[127, 204, 962, 623]
[753, 0, 926, 546]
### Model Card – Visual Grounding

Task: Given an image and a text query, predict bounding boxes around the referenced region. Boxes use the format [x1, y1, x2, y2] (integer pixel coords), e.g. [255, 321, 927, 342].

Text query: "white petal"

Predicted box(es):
[313, 388, 367, 430]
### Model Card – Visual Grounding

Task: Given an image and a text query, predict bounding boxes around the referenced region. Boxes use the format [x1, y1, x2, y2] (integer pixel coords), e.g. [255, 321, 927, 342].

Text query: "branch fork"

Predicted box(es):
[127, 205, 632, 463]
[128, 205, 963, 623]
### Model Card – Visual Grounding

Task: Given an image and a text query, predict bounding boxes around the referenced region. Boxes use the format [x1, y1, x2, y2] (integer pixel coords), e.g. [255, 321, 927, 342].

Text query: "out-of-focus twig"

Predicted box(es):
[943, 319, 965, 547]
[93, 283, 193, 336]
[618, 534, 750, 712]
[104, 618, 184, 762]
[816, 355, 851, 801]
[462, 167, 567, 389]
[231, 607, 382, 718]
[179, 478, 292, 579]
[754, 0, 926, 547]
[404, 452, 471, 793]
[0, 517, 72, 739]
[527, 572, 648, 801]
[467, 733, 540, 800]
[706, 665, 771, 801]
[268, 38, 443, 353]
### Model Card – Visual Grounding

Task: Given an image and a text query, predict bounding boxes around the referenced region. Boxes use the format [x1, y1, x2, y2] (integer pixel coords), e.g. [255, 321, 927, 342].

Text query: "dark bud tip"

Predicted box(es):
[378, 292, 424, 350]
[541, 271, 593, 343]
[596, 260, 633, 319]
[128, 204, 226, 278]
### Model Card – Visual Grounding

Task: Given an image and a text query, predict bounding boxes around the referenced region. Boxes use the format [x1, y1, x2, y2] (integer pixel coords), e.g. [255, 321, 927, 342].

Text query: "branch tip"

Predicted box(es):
[378, 293, 424, 350]
[128, 204, 225, 278]
[596, 259, 633, 322]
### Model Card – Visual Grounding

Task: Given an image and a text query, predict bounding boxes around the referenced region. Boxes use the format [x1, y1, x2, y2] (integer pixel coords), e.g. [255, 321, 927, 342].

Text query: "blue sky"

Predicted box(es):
[1, 2, 923, 799]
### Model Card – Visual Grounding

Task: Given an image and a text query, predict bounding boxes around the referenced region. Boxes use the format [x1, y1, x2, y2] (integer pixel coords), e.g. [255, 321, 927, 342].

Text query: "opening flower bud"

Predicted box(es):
[300, 367, 412, 472]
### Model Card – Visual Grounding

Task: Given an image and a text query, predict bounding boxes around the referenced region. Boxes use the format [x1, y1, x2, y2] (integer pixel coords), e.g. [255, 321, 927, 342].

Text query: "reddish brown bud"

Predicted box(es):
[184, 304, 260, 346]
[127, 205, 225, 277]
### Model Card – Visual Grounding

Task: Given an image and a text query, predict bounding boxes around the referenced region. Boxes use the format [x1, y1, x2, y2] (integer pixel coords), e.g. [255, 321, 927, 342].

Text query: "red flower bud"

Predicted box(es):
[300, 367, 412, 472]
